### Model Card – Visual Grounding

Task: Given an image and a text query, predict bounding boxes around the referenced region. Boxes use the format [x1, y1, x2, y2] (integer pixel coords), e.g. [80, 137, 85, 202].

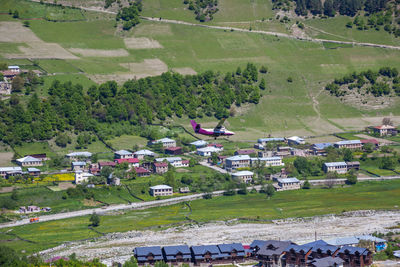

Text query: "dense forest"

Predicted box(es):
[0, 64, 264, 145]
[183, 0, 219, 22]
[325, 66, 400, 97]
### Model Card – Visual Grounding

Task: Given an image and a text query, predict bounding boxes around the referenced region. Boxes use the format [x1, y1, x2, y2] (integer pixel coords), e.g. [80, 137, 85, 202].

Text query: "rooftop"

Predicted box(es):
[232, 171, 254, 176]
[134, 149, 155, 156]
[324, 162, 347, 167]
[258, 138, 285, 143]
[190, 140, 208, 146]
[114, 150, 132, 155]
[156, 157, 182, 163]
[0, 166, 22, 172]
[277, 177, 299, 184]
[313, 143, 332, 150]
[251, 157, 281, 161]
[66, 151, 92, 157]
[150, 184, 172, 190]
[335, 140, 361, 145]
[72, 161, 86, 166]
[16, 156, 42, 163]
[226, 155, 251, 161]
[27, 167, 41, 172]
[197, 146, 221, 153]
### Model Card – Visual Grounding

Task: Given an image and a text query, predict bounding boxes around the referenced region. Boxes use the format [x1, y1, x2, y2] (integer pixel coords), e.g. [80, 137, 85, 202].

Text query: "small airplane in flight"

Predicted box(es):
[190, 118, 235, 138]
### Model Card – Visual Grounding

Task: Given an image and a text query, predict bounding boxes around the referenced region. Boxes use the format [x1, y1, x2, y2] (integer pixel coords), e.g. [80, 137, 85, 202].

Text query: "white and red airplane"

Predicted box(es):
[190, 118, 235, 138]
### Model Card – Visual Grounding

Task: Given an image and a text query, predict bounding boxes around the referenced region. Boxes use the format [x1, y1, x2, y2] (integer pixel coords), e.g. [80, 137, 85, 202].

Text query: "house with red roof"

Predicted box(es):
[165, 146, 182, 155]
[134, 166, 151, 177]
[152, 162, 168, 174]
[361, 139, 379, 149]
[114, 158, 139, 167]
[373, 125, 397, 136]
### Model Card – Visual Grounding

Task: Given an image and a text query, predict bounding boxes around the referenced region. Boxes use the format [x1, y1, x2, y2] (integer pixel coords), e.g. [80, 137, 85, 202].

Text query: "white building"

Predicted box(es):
[251, 157, 284, 167]
[225, 155, 251, 172]
[323, 162, 348, 174]
[71, 161, 86, 171]
[16, 156, 43, 167]
[275, 177, 300, 191]
[232, 171, 254, 183]
[150, 185, 173, 196]
[134, 149, 156, 160]
[257, 138, 285, 146]
[152, 138, 176, 148]
[114, 150, 134, 159]
[190, 140, 208, 148]
[287, 136, 305, 145]
[0, 167, 22, 178]
[66, 151, 92, 160]
[196, 146, 222, 157]
[8, 66, 20, 73]
[155, 157, 184, 167]
[75, 171, 94, 184]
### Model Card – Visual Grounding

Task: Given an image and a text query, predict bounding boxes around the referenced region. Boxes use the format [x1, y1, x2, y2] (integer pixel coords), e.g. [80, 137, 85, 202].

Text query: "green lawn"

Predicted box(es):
[13, 142, 56, 158]
[0, 0, 85, 21]
[38, 59, 81, 74]
[106, 135, 148, 150]
[335, 132, 362, 140]
[1, 180, 399, 255]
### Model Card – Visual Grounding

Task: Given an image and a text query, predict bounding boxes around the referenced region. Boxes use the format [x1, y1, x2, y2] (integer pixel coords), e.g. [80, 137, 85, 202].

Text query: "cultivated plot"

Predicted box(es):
[123, 37, 163, 49]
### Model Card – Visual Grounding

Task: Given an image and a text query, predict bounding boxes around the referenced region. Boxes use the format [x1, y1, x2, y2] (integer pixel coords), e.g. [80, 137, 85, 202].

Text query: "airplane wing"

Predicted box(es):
[214, 118, 226, 131]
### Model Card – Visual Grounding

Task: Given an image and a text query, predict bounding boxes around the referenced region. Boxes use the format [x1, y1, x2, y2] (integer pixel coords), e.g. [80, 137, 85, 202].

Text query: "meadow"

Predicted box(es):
[1, 180, 399, 254]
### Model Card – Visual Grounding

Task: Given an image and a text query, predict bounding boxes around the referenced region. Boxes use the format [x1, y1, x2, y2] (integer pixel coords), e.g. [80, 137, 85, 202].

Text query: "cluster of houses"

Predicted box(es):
[134, 235, 387, 266]
[18, 205, 51, 214]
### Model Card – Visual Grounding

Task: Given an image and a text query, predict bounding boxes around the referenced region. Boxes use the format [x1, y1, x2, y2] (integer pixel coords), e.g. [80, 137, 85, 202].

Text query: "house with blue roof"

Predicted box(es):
[249, 240, 269, 255]
[190, 245, 222, 263]
[134, 246, 163, 264]
[217, 243, 245, 261]
[162, 245, 191, 263]
[337, 246, 372, 267]
[312, 143, 332, 156]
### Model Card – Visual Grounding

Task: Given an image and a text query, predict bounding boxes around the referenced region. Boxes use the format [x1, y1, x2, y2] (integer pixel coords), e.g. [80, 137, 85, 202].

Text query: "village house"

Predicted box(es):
[234, 149, 256, 156]
[114, 150, 134, 159]
[346, 161, 360, 171]
[98, 161, 116, 169]
[74, 170, 93, 184]
[134, 149, 156, 160]
[114, 158, 139, 168]
[323, 162, 348, 174]
[251, 157, 284, 167]
[336, 246, 372, 267]
[134, 167, 151, 177]
[304, 240, 341, 260]
[181, 160, 189, 167]
[274, 177, 301, 191]
[152, 162, 168, 174]
[284, 244, 313, 266]
[258, 138, 285, 146]
[134, 246, 163, 264]
[258, 150, 273, 158]
[179, 187, 190, 193]
[361, 139, 379, 149]
[16, 156, 43, 167]
[107, 173, 120, 186]
[197, 146, 222, 157]
[312, 143, 333, 156]
[165, 146, 182, 155]
[373, 125, 397, 136]
[231, 171, 254, 183]
[27, 168, 41, 177]
[217, 243, 245, 262]
[8, 65, 20, 73]
[190, 140, 208, 148]
[275, 146, 291, 157]
[152, 138, 176, 148]
[250, 240, 269, 256]
[149, 185, 173, 196]
[225, 155, 251, 172]
[25, 153, 48, 161]
[309, 257, 344, 267]
[255, 240, 293, 266]
[191, 245, 222, 264]
[155, 157, 187, 168]
[71, 161, 86, 171]
[326, 237, 360, 247]
[334, 140, 362, 150]
[89, 164, 100, 176]
[254, 143, 265, 150]
[0, 167, 22, 178]
[162, 245, 192, 263]
[287, 136, 305, 146]
[66, 151, 92, 161]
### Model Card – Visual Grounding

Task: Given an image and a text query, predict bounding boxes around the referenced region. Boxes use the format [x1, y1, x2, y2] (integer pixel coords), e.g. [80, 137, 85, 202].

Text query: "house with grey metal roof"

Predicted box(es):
[152, 138, 176, 148]
[225, 155, 251, 172]
[323, 162, 348, 174]
[334, 140, 362, 150]
[275, 177, 300, 191]
[308, 256, 344, 267]
[71, 161, 86, 171]
[114, 150, 134, 159]
[256, 240, 292, 265]
[250, 157, 284, 167]
[66, 151, 92, 160]
[191, 245, 222, 263]
[190, 140, 208, 148]
[217, 243, 245, 261]
[284, 244, 313, 266]
[16, 156, 43, 167]
[134, 246, 163, 264]
[0, 167, 22, 178]
[231, 171, 254, 184]
[162, 245, 191, 263]
[133, 149, 156, 160]
[250, 240, 269, 255]
[149, 185, 173, 197]
[336, 246, 372, 267]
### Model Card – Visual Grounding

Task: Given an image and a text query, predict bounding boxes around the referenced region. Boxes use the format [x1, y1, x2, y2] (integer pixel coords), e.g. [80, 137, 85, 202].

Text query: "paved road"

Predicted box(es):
[199, 161, 228, 174]
[2, 175, 400, 229]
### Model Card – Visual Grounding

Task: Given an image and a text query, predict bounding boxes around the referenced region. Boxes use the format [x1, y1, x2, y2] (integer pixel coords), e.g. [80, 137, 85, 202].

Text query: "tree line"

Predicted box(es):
[183, 0, 219, 22]
[0, 64, 266, 145]
[325, 66, 400, 97]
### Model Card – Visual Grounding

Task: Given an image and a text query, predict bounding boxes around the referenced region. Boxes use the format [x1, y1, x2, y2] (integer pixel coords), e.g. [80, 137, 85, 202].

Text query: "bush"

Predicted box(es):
[89, 212, 100, 227]
[302, 180, 311, 189]
[287, 77, 293, 83]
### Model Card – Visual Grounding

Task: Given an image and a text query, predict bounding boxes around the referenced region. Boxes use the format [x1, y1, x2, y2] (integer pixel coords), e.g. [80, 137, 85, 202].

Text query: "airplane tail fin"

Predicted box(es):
[190, 120, 200, 132]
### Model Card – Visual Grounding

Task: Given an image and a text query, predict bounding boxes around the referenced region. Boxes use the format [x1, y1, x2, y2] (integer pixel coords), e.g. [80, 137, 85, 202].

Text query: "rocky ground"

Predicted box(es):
[39, 210, 400, 266]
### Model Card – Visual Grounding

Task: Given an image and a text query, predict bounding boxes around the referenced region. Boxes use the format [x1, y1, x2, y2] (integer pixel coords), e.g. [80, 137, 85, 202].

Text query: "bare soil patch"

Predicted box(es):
[88, 59, 168, 84]
[83, 198, 101, 207]
[0, 22, 41, 42]
[0, 152, 14, 166]
[69, 48, 129, 57]
[331, 116, 400, 131]
[172, 67, 197, 75]
[0, 186, 14, 193]
[305, 135, 343, 143]
[0, 22, 78, 59]
[58, 182, 76, 190]
[39, 210, 400, 265]
[355, 134, 395, 144]
[123, 37, 163, 49]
